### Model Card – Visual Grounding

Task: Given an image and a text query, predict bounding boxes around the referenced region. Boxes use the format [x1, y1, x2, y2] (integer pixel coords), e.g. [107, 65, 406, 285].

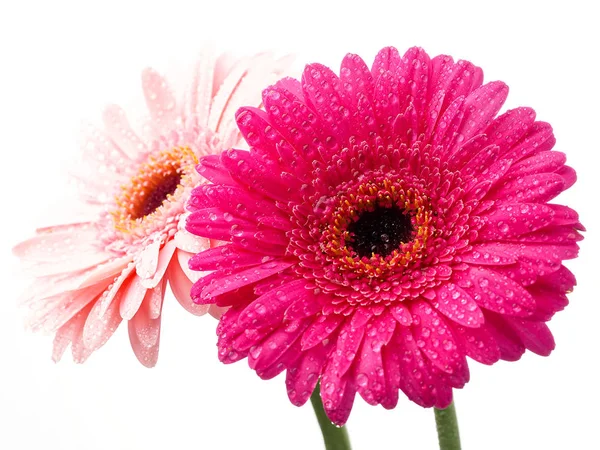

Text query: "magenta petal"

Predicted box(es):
[301, 314, 345, 351]
[217, 305, 250, 363]
[249, 319, 309, 372]
[236, 107, 284, 160]
[505, 151, 566, 180]
[479, 203, 555, 239]
[189, 245, 273, 272]
[326, 317, 366, 379]
[484, 312, 526, 361]
[380, 339, 401, 409]
[238, 280, 305, 330]
[354, 313, 396, 405]
[411, 301, 469, 380]
[556, 165, 577, 189]
[456, 267, 536, 317]
[221, 149, 300, 202]
[459, 243, 517, 265]
[371, 46, 401, 79]
[256, 337, 304, 380]
[456, 81, 508, 144]
[261, 86, 323, 164]
[505, 318, 555, 356]
[398, 47, 431, 124]
[195, 260, 294, 302]
[394, 326, 439, 407]
[321, 376, 357, 427]
[340, 53, 375, 106]
[453, 324, 500, 365]
[390, 303, 412, 326]
[195, 154, 235, 186]
[187, 208, 257, 241]
[504, 121, 556, 162]
[431, 283, 485, 327]
[302, 63, 351, 143]
[286, 341, 333, 406]
[285, 293, 325, 321]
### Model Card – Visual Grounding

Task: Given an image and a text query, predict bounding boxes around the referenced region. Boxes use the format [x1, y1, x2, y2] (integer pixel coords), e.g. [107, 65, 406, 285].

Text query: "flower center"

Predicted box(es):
[112, 146, 197, 233]
[347, 205, 414, 258]
[134, 171, 182, 219]
[313, 174, 435, 279]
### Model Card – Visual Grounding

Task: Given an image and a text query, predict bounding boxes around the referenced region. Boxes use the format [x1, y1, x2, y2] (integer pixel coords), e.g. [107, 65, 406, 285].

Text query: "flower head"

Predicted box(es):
[186, 46, 583, 424]
[14, 51, 291, 366]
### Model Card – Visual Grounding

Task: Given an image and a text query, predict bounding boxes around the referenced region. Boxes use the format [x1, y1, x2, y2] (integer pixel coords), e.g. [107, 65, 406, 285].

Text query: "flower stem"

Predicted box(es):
[434, 400, 461, 450]
[310, 383, 352, 450]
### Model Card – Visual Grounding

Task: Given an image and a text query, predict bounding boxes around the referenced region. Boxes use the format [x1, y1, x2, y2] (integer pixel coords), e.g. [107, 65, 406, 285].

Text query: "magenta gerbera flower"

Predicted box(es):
[186, 46, 583, 424]
[14, 50, 291, 366]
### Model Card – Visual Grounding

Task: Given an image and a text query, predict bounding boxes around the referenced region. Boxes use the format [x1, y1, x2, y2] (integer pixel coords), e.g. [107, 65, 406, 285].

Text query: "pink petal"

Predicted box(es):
[28, 283, 107, 333]
[134, 238, 161, 281]
[167, 258, 210, 316]
[146, 278, 166, 319]
[97, 263, 136, 316]
[184, 50, 218, 127]
[52, 303, 93, 363]
[128, 319, 160, 368]
[140, 240, 177, 289]
[130, 296, 162, 349]
[141, 68, 178, 134]
[174, 217, 211, 254]
[102, 104, 147, 159]
[82, 285, 124, 352]
[119, 275, 148, 320]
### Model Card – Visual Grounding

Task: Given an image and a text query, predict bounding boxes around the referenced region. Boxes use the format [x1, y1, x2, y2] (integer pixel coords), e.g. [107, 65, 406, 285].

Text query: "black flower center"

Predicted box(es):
[347, 206, 414, 258]
[134, 172, 182, 219]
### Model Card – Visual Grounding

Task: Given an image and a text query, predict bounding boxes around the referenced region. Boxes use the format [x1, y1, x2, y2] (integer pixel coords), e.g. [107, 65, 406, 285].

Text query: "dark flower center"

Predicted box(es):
[134, 172, 182, 219]
[112, 146, 198, 234]
[347, 206, 414, 258]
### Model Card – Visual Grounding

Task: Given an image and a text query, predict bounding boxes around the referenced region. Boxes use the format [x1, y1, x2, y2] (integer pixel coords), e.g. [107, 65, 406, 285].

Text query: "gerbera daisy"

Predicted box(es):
[186, 46, 583, 424]
[14, 50, 291, 367]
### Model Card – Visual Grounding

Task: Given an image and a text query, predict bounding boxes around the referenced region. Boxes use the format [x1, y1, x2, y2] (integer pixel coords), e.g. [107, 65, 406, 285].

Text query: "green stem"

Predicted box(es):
[310, 383, 352, 450]
[434, 400, 461, 450]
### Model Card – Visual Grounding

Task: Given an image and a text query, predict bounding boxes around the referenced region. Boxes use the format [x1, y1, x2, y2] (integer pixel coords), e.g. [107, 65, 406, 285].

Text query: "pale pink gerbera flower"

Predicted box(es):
[186, 47, 583, 424]
[14, 51, 291, 367]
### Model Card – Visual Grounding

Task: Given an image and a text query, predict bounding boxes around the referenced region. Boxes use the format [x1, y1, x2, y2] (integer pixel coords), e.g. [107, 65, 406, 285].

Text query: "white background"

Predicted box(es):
[0, 0, 599, 449]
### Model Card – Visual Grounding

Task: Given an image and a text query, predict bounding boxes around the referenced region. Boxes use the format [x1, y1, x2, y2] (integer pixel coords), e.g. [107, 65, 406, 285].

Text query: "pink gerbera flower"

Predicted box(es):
[14, 51, 291, 367]
[186, 46, 583, 424]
